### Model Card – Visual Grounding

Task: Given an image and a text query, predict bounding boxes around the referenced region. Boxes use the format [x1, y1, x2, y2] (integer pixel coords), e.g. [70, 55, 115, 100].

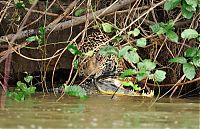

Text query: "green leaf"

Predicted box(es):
[120, 69, 137, 78]
[185, 0, 198, 6]
[150, 23, 161, 34]
[26, 36, 37, 42]
[99, 45, 119, 57]
[64, 85, 87, 99]
[197, 36, 200, 42]
[193, 56, 200, 67]
[24, 75, 33, 84]
[184, 0, 197, 12]
[121, 82, 141, 91]
[112, 36, 123, 43]
[138, 59, 156, 71]
[136, 38, 147, 48]
[183, 63, 196, 80]
[121, 81, 134, 87]
[181, 4, 194, 19]
[26, 86, 36, 95]
[17, 81, 27, 91]
[74, 7, 86, 17]
[15, 1, 25, 9]
[166, 31, 178, 43]
[73, 59, 79, 69]
[128, 28, 140, 37]
[102, 23, 113, 33]
[119, 46, 133, 57]
[39, 26, 46, 36]
[169, 56, 187, 64]
[197, 50, 200, 57]
[67, 44, 81, 55]
[15, 92, 25, 102]
[184, 47, 198, 57]
[119, 46, 139, 63]
[164, 0, 181, 11]
[181, 29, 199, 40]
[125, 50, 139, 64]
[136, 69, 149, 81]
[154, 70, 166, 82]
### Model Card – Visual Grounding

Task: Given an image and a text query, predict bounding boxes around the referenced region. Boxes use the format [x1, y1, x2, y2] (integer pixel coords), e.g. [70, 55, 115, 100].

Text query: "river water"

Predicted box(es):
[0, 93, 199, 129]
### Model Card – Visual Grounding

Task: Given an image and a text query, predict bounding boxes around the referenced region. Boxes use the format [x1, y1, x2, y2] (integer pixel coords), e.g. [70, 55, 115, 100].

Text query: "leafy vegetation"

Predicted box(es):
[7, 73, 36, 102]
[26, 26, 46, 47]
[1, 0, 199, 99]
[63, 84, 87, 99]
[169, 47, 200, 80]
[164, 0, 200, 19]
[150, 20, 178, 43]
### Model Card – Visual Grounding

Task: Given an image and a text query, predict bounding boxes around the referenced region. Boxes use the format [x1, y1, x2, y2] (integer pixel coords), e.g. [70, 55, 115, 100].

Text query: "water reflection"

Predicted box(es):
[0, 94, 199, 129]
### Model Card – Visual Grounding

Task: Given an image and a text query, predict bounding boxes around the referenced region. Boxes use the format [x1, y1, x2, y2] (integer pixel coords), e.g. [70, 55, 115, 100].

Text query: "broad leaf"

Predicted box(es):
[67, 44, 81, 55]
[183, 63, 196, 80]
[193, 56, 200, 67]
[74, 8, 86, 17]
[102, 23, 113, 33]
[120, 69, 137, 78]
[181, 4, 194, 19]
[26, 86, 36, 94]
[124, 51, 139, 64]
[119, 46, 134, 57]
[73, 59, 79, 69]
[136, 70, 149, 81]
[121, 82, 141, 91]
[137, 59, 156, 71]
[181, 29, 199, 40]
[169, 56, 187, 64]
[119, 46, 139, 63]
[128, 28, 140, 37]
[26, 36, 38, 42]
[164, 0, 181, 11]
[184, 47, 198, 57]
[17, 81, 27, 91]
[166, 31, 178, 43]
[154, 70, 166, 82]
[24, 75, 33, 83]
[136, 38, 147, 48]
[150, 23, 161, 33]
[64, 85, 87, 99]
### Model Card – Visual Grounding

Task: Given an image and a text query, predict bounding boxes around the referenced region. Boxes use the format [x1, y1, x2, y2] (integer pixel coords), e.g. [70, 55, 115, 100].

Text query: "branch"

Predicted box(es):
[0, 0, 136, 44]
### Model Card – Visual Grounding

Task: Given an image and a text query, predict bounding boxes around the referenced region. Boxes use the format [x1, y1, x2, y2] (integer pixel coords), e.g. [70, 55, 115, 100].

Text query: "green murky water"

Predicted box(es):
[0, 93, 199, 129]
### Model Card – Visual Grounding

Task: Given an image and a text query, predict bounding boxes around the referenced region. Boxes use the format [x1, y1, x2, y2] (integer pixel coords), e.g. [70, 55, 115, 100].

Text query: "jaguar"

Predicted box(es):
[76, 31, 153, 97]
[78, 31, 122, 79]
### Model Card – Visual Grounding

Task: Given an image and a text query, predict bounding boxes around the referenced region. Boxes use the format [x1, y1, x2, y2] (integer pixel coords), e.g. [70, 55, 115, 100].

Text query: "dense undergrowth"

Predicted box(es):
[0, 0, 199, 101]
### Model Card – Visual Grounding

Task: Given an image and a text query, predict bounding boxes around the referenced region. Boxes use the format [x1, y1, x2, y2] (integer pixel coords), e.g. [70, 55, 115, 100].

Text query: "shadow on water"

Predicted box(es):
[0, 93, 199, 129]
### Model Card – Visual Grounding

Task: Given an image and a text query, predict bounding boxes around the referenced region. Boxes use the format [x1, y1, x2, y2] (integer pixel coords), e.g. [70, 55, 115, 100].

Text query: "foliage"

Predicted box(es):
[128, 28, 140, 37]
[150, 20, 178, 43]
[164, 0, 200, 19]
[121, 81, 141, 91]
[181, 29, 199, 40]
[136, 38, 147, 48]
[26, 26, 46, 47]
[74, 7, 87, 17]
[63, 84, 87, 99]
[102, 23, 114, 33]
[119, 46, 140, 63]
[169, 47, 200, 80]
[120, 59, 166, 82]
[7, 73, 36, 102]
[67, 44, 82, 55]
